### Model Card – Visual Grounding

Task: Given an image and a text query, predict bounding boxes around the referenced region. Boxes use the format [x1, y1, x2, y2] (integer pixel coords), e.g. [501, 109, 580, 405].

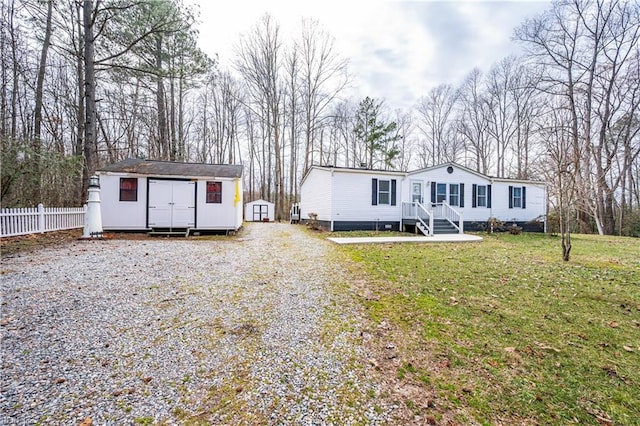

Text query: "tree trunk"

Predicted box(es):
[155, 34, 168, 160]
[82, 0, 97, 199]
[169, 67, 177, 161]
[32, 0, 54, 203]
[74, 2, 85, 204]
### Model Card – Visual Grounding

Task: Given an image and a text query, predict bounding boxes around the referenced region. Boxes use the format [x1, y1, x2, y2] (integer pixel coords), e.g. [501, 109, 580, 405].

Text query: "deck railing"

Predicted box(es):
[1, 204, 86, 238]
[432, 202, 463, 233]
[402, 201, 433, 235]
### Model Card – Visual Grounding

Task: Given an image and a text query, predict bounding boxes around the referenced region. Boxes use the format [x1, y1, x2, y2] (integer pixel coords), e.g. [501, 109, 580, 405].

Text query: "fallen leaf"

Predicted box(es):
[79, 417, 92, 426]
[535, 341, 561, 353]
[607, 321, 619, 328]
[623, 345, 634, 352]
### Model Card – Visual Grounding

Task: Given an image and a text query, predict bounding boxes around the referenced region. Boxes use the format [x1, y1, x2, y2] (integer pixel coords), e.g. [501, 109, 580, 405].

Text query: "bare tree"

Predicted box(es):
[457, 68, 493, 174]
[298, 19, 349, 173]
[540, 102, 578, 261]
[393, 109, 414, 171]
[415, 84, 459, 168]
[517, 0, 640, 235]
[235, 14, 285, 219]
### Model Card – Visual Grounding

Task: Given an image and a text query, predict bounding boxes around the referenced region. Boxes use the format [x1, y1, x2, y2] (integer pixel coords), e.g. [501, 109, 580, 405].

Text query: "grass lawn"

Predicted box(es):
[335, 232, 640, 425]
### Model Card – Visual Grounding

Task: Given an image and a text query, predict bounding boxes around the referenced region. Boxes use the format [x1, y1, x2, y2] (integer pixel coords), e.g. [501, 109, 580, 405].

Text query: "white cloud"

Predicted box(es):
[188, 0, 551, 111]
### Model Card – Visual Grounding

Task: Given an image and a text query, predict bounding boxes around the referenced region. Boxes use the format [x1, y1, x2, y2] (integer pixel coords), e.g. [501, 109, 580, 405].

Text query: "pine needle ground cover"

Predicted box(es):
[338, 233, 640, 425]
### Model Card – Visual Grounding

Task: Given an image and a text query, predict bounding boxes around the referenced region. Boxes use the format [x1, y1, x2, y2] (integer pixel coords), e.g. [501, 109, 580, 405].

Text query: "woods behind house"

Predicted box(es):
[1, 0, 639, 236]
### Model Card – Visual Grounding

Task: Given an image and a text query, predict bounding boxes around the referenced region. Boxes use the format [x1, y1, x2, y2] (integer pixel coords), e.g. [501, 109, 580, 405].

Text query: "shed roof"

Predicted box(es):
[97, 158, 243, 178]
[245, 199, 274, 205]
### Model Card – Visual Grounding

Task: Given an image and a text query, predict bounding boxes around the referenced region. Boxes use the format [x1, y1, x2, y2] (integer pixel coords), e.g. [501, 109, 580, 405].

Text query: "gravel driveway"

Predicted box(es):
[1, 223, 391, 425]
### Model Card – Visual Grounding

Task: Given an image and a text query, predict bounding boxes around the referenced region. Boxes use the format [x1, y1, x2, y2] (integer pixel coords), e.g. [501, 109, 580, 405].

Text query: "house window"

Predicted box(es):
[378, 180, 390, 204]
[476, 185, 487, 207]
[206, 181, 222, 203]
[431, 182, 464, 207]
[371, 178, 396, 206]
[509, 186, 526, 209]
[119, 178, 138, 201]
[449, 184, 459, 206]
[512, 187, 522, 208]
[472, 184, 491, 208]
[436, 183, 446, 203]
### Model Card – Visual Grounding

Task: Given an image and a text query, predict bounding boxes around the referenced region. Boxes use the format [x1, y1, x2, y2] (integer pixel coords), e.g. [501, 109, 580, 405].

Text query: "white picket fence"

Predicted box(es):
[0, 204, 86, 238]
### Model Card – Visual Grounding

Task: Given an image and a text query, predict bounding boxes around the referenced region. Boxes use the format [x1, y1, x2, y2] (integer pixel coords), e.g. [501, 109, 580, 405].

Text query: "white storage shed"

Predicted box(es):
[96, 158, 243, 233]
[244, 199, 275, 222]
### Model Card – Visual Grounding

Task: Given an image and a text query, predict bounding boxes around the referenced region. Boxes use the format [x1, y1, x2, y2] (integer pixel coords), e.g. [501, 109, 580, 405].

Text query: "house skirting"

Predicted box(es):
[301, 220, 401, 232]
[332, 221, 401, 232]
[464, 220, 545, 233]
[301, 219, 543, 233]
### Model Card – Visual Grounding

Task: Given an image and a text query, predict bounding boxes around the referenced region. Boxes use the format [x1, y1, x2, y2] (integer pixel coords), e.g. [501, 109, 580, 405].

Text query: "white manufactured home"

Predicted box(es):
[299, 163, 547, 234]
[96, 158, 243, 233]
[244, 199, 274, 222]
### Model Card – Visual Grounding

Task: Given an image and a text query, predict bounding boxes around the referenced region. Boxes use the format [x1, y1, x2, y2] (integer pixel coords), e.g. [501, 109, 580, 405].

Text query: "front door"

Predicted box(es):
[253, 204, 269, 221]
[148, 179, 196, 228]
[411, 181, 423, 203]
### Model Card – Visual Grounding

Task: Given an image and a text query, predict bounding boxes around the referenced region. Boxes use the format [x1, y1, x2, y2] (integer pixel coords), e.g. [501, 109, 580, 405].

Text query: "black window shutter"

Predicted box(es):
[508, 185, 513, 209]
[522, 186, 526, 209]
[487, 184, 492, 208]
[372, 179, 378, 205]
[472, 184, 477, 208]
[459, 183, 465, 208]
[431, 182, 436, 204]
[391, 179, 397, 206]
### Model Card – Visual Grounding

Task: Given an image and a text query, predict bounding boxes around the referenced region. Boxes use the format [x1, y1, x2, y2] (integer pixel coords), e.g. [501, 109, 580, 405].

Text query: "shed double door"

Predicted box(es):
[148, 179, 195, 228]
[253, 204, 269, 221]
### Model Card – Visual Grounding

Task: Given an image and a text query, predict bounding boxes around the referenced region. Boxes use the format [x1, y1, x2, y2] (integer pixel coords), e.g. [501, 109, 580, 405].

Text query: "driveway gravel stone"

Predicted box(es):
[1, 223, 392, 424]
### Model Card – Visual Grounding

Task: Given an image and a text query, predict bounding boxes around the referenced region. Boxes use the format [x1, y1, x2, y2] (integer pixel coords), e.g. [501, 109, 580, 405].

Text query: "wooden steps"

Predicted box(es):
[148, 228, 191, 237]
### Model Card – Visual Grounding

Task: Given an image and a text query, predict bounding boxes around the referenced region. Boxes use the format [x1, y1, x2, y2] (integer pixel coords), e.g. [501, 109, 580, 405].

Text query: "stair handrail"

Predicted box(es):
[440, 202, 463, 233]
[416, 202, 433, 236]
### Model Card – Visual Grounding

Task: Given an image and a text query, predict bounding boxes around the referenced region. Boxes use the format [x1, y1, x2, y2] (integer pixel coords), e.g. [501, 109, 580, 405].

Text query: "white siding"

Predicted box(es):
[98, 174, 148, 229]
[300, 168, 333, 222]
[407, 165, 546, 223]
[244, 199, 275, 222]
[99, 173, 242, 231]
[332, 171, 402, 222]
[408, 166, 492, 222]
[196, 178, 242, 230]
[491, 181, 546, 223]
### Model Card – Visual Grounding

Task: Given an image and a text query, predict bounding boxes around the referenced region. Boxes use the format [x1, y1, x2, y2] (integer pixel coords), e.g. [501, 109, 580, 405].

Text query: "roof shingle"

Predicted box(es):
[97, 158, 243, 178]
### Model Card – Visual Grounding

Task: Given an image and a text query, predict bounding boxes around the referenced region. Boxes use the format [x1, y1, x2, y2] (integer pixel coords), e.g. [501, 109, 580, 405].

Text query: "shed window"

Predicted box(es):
[206, 181, 222, 203]
[119, 178, 138, 201]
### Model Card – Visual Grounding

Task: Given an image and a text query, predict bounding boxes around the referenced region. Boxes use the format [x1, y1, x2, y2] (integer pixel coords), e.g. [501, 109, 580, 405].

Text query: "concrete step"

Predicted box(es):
[433, 219, 458, 234]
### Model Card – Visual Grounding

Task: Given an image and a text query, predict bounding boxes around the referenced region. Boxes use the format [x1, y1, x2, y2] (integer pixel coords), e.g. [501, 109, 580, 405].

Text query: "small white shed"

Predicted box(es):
[245, 199, 274, 222]
[96, 158, 243, 233]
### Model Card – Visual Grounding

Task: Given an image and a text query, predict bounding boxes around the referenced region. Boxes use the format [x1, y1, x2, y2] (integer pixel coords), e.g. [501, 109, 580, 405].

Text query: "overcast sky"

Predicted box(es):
[188, 0, 551, 111]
